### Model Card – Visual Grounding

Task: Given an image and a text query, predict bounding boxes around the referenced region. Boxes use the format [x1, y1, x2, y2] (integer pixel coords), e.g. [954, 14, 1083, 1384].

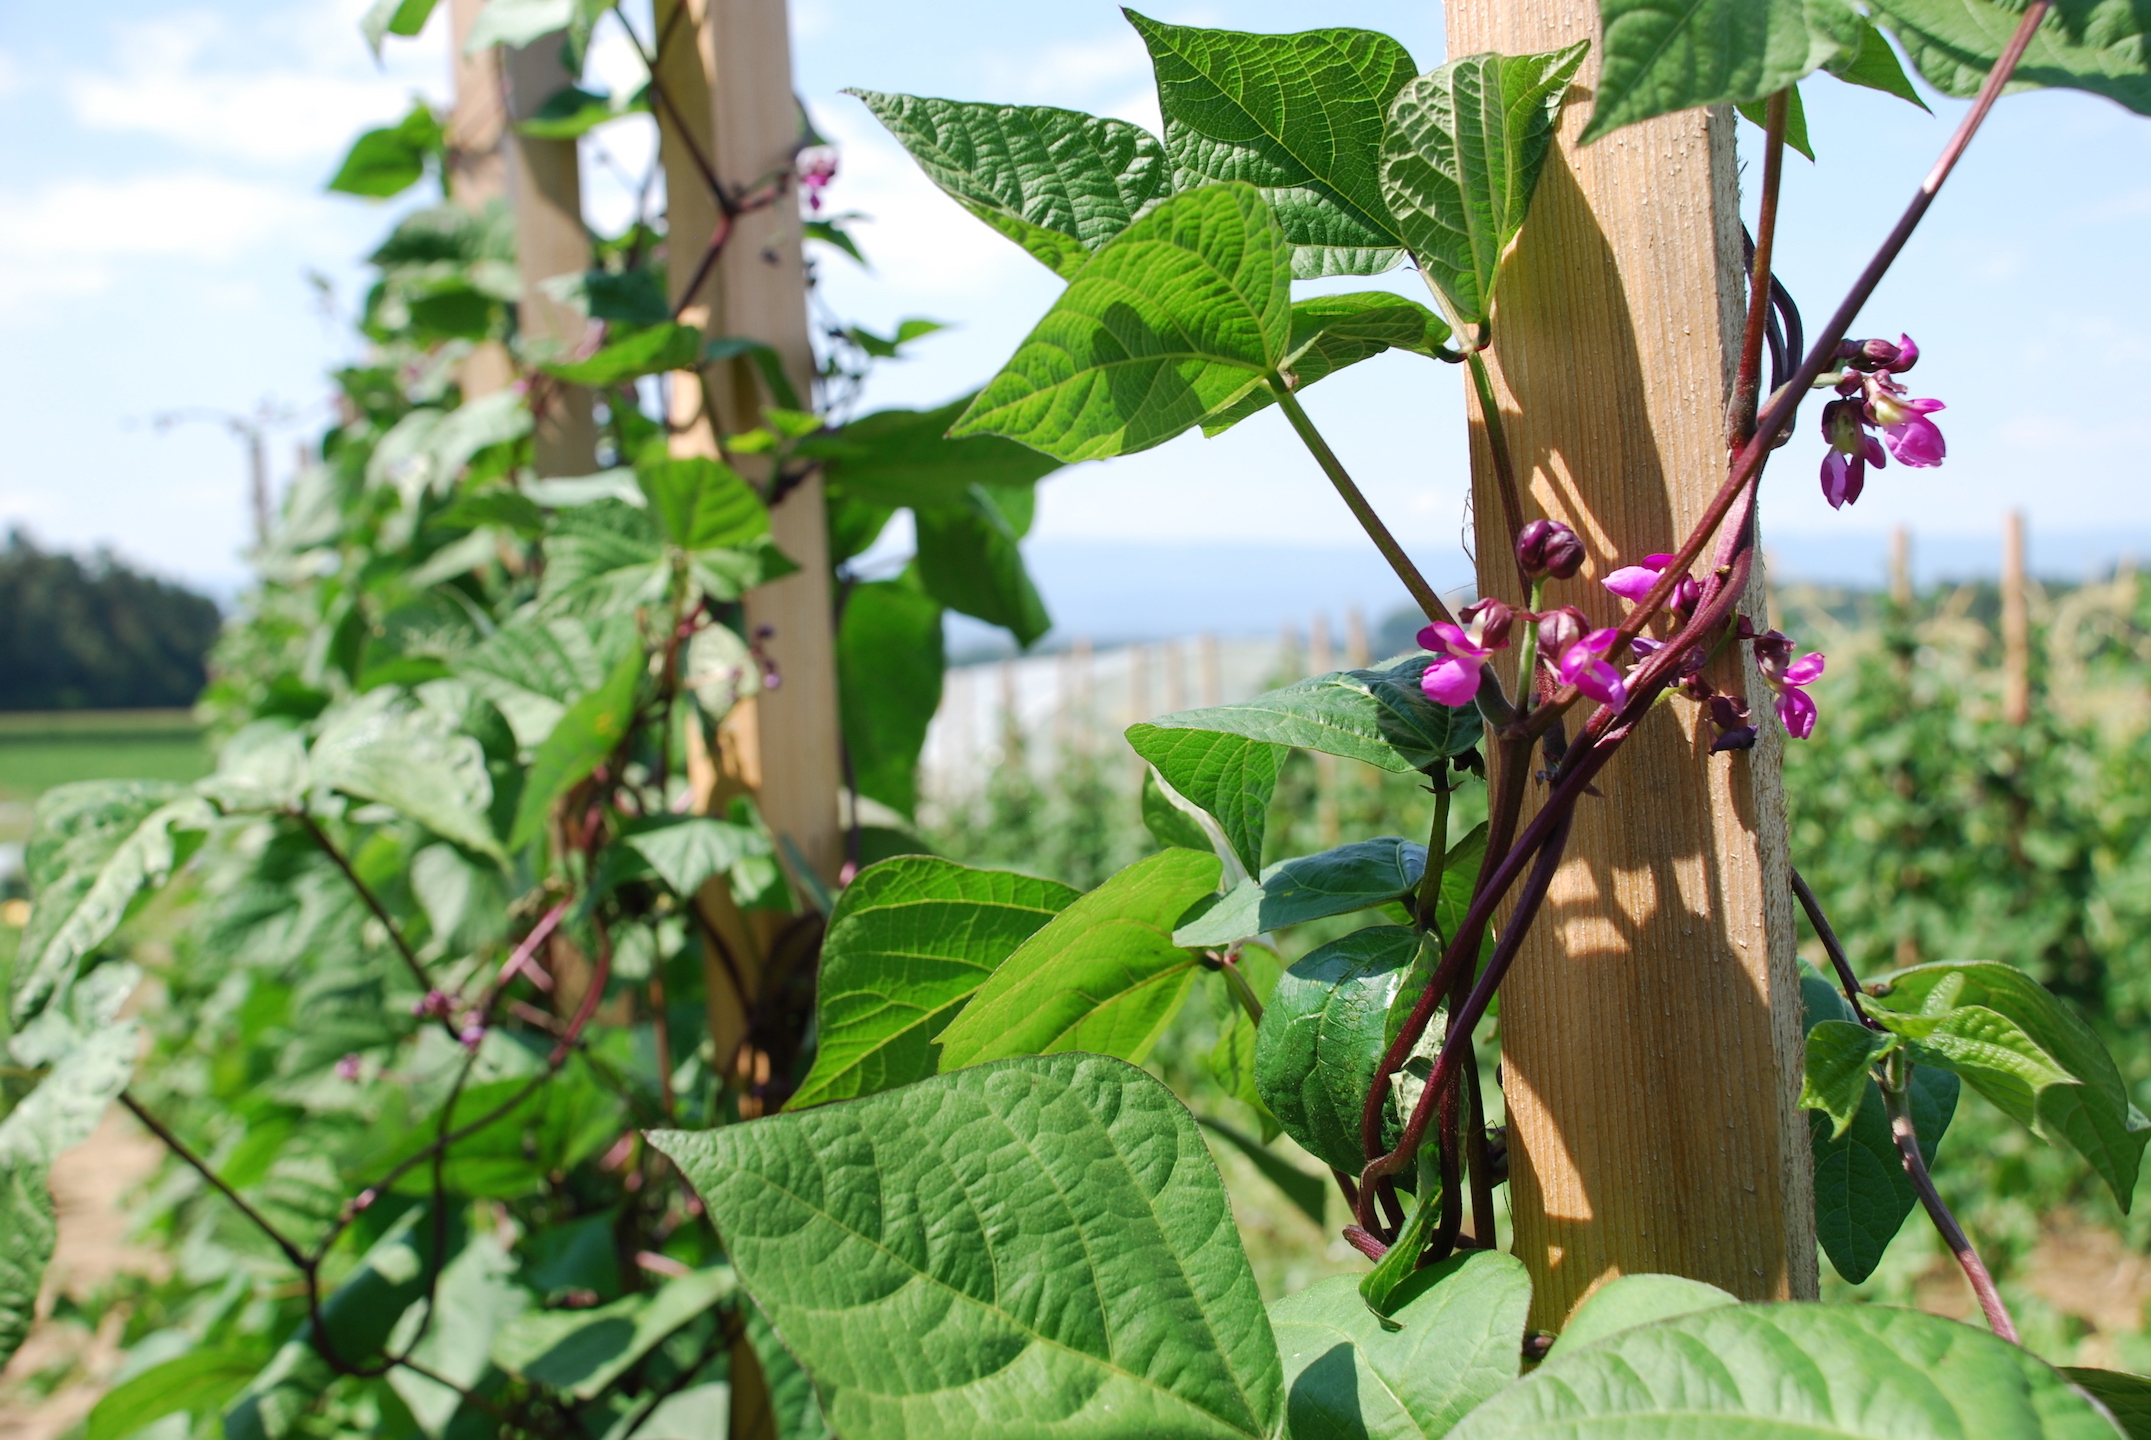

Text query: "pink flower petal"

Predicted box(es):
[1572, 658, 1627, 708]
[1420, 656, 1483, 706]
[1419, 621, 1473, 657]
[1783, 652, 1826, 686]
[1777, 685, 1818, 739]
[1883, 414, 1946, 467]
[1579, 628, 1620, 656]
[1895, 334, 1919, 369]
[1601, 566, 1662, 602]
[1641, 553, 1677, 570]
[1820, 452, 1852, 509]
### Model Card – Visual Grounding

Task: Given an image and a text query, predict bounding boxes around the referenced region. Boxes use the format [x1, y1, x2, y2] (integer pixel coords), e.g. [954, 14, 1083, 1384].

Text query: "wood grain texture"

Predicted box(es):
[1442, 0, 1813, 1327]
[445, 0, 513, 398]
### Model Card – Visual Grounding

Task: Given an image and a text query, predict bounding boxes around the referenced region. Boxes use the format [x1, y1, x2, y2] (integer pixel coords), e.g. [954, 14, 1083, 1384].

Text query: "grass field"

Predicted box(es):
[0, 709, 211, 845]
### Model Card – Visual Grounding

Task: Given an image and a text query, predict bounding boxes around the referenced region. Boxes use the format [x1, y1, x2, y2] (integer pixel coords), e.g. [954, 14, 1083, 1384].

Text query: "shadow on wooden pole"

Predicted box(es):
[2003, 510, 2031, 725]
[1443, 0, 1813, 1329]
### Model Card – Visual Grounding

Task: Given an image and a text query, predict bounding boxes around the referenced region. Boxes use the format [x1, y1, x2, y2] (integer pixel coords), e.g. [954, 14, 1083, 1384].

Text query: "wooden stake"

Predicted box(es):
[1199, 631, 1222, 707]
[1890, 525, 1913, 611]
[1445, 0, 1811, 1326]
[446, 0, 514, 398]
[496, 33, 596, 475]
[2003, 510, 2030, 724]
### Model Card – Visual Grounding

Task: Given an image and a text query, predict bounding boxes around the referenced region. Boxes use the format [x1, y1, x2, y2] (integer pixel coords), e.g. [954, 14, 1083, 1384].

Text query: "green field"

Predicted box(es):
[0, 709, 211, 842]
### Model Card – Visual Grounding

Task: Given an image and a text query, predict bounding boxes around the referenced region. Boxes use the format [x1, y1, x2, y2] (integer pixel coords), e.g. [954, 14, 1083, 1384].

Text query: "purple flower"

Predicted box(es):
[1417, 600, 1513, 707]
[1817, 337, 1945, 508]
[1556, 628, 1627, 707]
[1516, 519, 1585, 580]
[459, 1023, 487, 1050]
[797, 146, 838, 212]
[335, 1053, 364, 1083]
[1867, 379, 1946, 467]
[1819, 397, 1884, 509]
[1602, 552, 1701, 614]
[1752, 630, 1825, 739]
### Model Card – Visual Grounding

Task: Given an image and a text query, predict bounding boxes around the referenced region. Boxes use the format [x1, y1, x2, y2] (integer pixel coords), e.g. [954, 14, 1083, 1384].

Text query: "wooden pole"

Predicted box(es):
[2002, 510, 2030, 724]
[1890, 525, 1913, 610]
[1444, 0, 1812, 1326]
[496, 31, 596, 472]
[1199, 632, 1222, 707]
[446, 0, 514, 398]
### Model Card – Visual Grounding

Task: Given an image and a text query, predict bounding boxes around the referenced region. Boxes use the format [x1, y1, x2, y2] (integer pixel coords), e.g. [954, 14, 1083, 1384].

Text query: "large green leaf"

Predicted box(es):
[2061, 1368, 2151, 1438]
[1819, 14, 1930, 107]
[11, 780, 211, 1025]
[650, 1053, 1283, 1440]
[619, 814, 772, 896]
[0, 1162, 53, 1372]
[848, 91, 1170, 278]
[1801, 1019, 1900, 1139]
[915, 486, 1052, 647]
[326, 101, 442, 199]
[507, 646, 644, 850]
[837, 578, 946, 819]
[803, 396, 1065, 511]
[85, 1347, 261, 1440]
[1553, 1273, 1737, 1352]
[491, 1265, 733, 1399]
[1870, 960, 2150, 1210]
[536, 499, 668, 614]
[790, 857, 1079, 1109]
[1381, 44, 1588, 329]
[311, 687, 506, 860]
[1126, 726, 1285, 876]
[1270, 1253, 1532, 1440]
[1869, 0, 2151, 116]
[1447, 1301, 2117, 1440]
[1128, 12, 1417, 277]
[1800, 969, 1958, 1284]
[1254, 925, 1417, 1175]
[1144, 767, 1220, 854]
[386, 1230, 529, 1432]
[1139, 654, 1481, 778]
[636, 454, 770, 551]
[1200, 292, 1453, 434]
[952, 183, 1292, 462]
[936, 848, 1223, 1068]
[543, 322, 702, 386]
[1582, 0, 1843, 144]
[1176, 838, 1428, 948]
[455, 610, 639, 748]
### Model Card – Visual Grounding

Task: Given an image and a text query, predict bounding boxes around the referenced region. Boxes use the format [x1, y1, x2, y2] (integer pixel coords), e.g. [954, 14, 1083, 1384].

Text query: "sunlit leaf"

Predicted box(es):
[1868, 0, 2151, 116]
[1583, 0, 1842, 143]
[1255, 925, 1416, 1175]
[1176, 838, 1428, 948]
[1126, 726, 1284, 876]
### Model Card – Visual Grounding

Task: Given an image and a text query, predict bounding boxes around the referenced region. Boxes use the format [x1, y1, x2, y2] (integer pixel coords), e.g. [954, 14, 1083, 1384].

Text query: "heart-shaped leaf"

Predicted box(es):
[1451, 1302, 2117, 1440]
[837, 578, 945, 819]
[651, 1053, 1284, 1440]
[1269, 1252, 1532, 1440]
[1129, 12, 1417, 277]
[848, 91, 1170, 278]
[1870, 960, 2151, 1209]
[1800, 1019, 1900, 1139]
[1868, 0, 2151, 117]
[1176, 838, 1428, 948]
[914, 486, 1052, 647]
[1255, 925, 1417, 1175]
[543, 322, 703, 386]
[1201, 292, 1453, 435]
[1583, 0, 1844, 144]
[937, 848, 1223, 1068]
[311, 687, 506, 860]
[1382, 43, 1588, 328]
[1126, 725, 1285, 875]
[952, 182, 1292, 462]
[1554, 1273, 1737, 1353]
[790, 857, 1079, 1109]
[634, 455, 769, 552]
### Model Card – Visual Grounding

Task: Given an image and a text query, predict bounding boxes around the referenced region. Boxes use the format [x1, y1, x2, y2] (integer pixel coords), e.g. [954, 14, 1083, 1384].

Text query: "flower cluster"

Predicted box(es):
[1819, 334, 1945, 509]
[797, 146, 839, 212]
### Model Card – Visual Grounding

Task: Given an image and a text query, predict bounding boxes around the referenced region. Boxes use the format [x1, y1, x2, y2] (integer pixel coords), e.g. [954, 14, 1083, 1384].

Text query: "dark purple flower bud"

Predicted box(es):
[1459, 597, 1516, 650]
[1515, 519, 1585, 580]
[1537, 605, 1586, 658]
[459, 1023, 487, 1049]
[414, 990, 454, 1020]
[1711, 726, 1759, 752]
[1835, 334, 1919, 373]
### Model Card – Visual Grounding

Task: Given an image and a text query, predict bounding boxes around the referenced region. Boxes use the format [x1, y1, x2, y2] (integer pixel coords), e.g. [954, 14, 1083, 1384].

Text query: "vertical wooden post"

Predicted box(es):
[1163, 638, 1187, 714]
[1345, 606, 1370, 669]
[495, 31, 596, 473]
[2002, 510, 2030, 724]
[1443, 0, 1812, 1326]
[1890, 525, 1914, 610]
[446, 0, 514, 399]
[1199, 631, 1222, 708]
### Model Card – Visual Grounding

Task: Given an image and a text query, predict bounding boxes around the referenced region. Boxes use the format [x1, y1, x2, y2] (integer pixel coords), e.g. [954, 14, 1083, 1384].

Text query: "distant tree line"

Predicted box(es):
[0, 529, 221, 709]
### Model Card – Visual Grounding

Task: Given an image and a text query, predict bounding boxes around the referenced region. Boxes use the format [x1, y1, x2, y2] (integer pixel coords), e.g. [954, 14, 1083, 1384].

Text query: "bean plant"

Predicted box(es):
[7, 0, 2151, 1437]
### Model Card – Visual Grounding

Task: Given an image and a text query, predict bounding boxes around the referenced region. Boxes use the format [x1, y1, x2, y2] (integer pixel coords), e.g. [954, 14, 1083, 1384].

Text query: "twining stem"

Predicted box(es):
[297, 814, 443, 1019]
[1791, 868, 1878, 1029]
[1465, 353, 1531, 591]
[1414, 778, 1454, 934]
[1270, 378, 1458, 630]
[1219, 953, 1265, 1025]
[120, 1091, 311, 1273]
[1729, 90, 1790, 449]
[1882, 1053, 2020, 1343]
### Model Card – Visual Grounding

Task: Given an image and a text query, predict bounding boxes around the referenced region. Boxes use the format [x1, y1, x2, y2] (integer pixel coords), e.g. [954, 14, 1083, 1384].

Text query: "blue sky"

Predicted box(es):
[1, 0, 2146, 601]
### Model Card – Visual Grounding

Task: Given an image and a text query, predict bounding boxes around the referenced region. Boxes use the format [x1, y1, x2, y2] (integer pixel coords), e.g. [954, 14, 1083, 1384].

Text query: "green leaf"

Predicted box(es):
[508, 646, 643, 851]
[1176, 838, 1428, 948]
[86, 1346, 259, 1440]
[848, 90, 1170, 279]
[847, 316, 947, 359]
[1126, 725, 1284, 876]
[803, 395, 1065, 510]
[1200, 1115, 1326, 1228]
[1139, 654, 1482, 778]
[790, 857, 1079, 1109]
[1799, 968, 1958, 1284]
[386, 1230, 529, 1434]
[1870, 960, 2149, 1209]
[1200, 292, 1453, 434]
[327, 102, 443, 198]
[491, 1265, 733, 1400]
[463, 0, 586, 55]
[620, 815, 772, 896]
[0, 1162, 53, 1372]
[542, 267, 672, 325]
[516, 81, 649, 138]
[11, 780, 211, 1025]
[1736, 84, 1817, 160]
[1270, 1253, 1532, 1440]
[2061, 1368, 2151, 1438]
[1553, 1273, 1737, 1352]
[951, 182, 1292, 463]
[1873, 1004, 2075, 1140]
[915, 486, 1052, 647]
[1821, 15, 1931, 107]
[1447, 1301, 2117, 1440]
[535, 498, 669, 616]
[1868, 0, 2151, 116]
[1128, 12, 1418, 278]
[650, 1053, 1284, 1440]
[806, 215, 868, 265]
[198, 721, 312, 814]
[455, 610, 639, 747]
[1382, 43, 1589, 328]
[362, 0, 441, 53]
[837, 579, 945, 819]
[1254, 925, 1416, 1175]
[544, 322, 702, 385]
[1143, 768, 1219, 853]
[1582, 0, 1843, 144]
[635, 454, 770, 551]
[311, 688, 506, 860]
[936, 848, 1224, 1068]
[743, 1298, 834, 1439]
[1800, 1019, 1899, 1139]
